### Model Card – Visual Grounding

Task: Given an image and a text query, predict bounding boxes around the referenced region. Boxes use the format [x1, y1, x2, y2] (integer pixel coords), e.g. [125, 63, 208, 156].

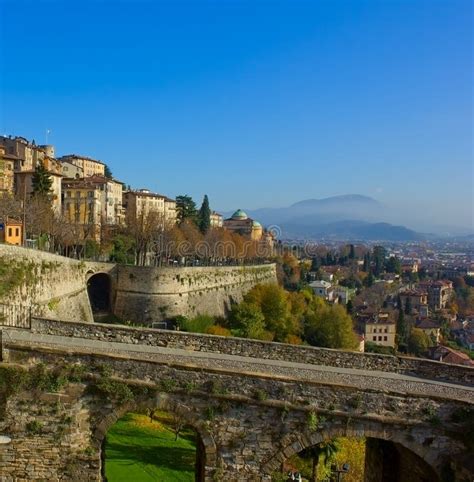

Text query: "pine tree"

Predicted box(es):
[198, 194, 211, 234]
[176, 195, 197, 224]
[31, 161, 53, 197]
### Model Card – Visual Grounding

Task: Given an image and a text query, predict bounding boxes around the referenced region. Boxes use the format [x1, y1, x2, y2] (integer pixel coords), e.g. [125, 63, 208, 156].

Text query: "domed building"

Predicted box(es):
[224, 209, 263, 241]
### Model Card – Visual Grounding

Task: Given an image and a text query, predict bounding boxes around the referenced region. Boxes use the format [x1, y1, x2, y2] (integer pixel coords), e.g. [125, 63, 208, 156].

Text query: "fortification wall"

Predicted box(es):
[0, 245, 93, 322]
[113, 264, 277, 323]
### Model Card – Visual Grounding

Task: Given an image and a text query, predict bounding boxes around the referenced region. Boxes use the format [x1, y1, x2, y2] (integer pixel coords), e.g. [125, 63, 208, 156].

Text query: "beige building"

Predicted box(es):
[418, 280, 454, 311]
[58, 155, 105, 178]
[61, 160, 83, 179]
[399, 290, 428, 313]
[123, 189, 176, 226]
[0, 136, 53, 172]
[210, 211, 223, 228]
[365, 317, 396, 348]
[224, 209, 263, 240]
[0, 146, 15, 194]
[15, 169, 63, 212]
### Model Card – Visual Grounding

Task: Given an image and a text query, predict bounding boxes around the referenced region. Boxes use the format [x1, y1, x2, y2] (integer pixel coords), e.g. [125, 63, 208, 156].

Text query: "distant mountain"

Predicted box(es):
[223, 195, 424, 241]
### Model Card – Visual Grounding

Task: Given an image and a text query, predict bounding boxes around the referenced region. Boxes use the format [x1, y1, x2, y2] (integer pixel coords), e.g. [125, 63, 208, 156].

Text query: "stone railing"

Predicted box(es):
[28, 317, 474, 385]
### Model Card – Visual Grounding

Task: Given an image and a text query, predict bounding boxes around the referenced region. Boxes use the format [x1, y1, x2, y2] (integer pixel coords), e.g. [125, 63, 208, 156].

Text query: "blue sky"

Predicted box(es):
[0, 0, 472, 229]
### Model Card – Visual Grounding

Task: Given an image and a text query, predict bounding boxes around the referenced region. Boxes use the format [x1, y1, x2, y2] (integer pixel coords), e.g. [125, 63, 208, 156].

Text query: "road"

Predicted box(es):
[3, 328, 474, 404]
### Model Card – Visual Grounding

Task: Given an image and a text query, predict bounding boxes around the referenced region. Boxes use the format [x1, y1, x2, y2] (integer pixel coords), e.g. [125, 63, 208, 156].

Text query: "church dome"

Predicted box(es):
[231, 209, 248, 220]
[252, 220, 262, 228]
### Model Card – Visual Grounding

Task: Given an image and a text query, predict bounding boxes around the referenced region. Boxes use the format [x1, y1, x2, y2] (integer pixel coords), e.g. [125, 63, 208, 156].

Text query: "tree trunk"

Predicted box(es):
[311, 455, 318, 482]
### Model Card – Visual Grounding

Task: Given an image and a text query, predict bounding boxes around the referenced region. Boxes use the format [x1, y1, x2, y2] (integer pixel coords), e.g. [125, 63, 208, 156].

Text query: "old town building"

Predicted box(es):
[58, 154, 105, 178]
[123, 189, 176, 226]
[0, 146, 15, 194]
[224, 209, 263, 240]
[210, 211, 224, 228]
[364, 315, 396, 348]
[62, 179, 102, 242]
[418, 280, 454, 311]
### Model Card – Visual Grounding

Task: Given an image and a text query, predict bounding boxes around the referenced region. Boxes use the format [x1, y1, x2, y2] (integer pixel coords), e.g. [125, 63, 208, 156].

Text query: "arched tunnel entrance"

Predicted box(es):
[87, 273, 112, 316]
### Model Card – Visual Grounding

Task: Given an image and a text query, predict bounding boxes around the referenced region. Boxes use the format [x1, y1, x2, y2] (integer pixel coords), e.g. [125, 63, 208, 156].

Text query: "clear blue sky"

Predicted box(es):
[0, 0, 472, 228]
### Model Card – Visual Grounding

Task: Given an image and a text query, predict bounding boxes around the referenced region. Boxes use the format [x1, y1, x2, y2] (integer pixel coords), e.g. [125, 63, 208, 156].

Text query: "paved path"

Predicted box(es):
[4, 329, 474, 404]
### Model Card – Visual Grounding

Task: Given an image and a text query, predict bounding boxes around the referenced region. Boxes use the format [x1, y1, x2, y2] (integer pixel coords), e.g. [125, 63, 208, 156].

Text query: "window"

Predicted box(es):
[8, 228, 12, 237]
[15, 228, 19, 236]
[378, 336, 382, 341]
[385, 328, 388, 333]
[373, 336, 377, 341]
[383, 336, 387, 341]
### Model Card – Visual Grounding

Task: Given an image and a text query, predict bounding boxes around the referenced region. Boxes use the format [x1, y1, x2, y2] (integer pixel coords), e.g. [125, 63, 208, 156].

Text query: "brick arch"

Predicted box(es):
[261, 420, 443, 480]
[92, 392, 217, 481]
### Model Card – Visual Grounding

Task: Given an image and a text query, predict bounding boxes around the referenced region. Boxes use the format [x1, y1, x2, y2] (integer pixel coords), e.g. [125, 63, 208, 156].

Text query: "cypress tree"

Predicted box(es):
[397, 308, 408, 345]
[405, 296, 412, 315]
[198, 194, 211, 234]
[31, 161, 53, 197]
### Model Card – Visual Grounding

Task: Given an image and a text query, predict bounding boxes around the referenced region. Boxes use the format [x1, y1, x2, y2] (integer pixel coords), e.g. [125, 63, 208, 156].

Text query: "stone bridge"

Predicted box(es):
[0, 318, 473, 481]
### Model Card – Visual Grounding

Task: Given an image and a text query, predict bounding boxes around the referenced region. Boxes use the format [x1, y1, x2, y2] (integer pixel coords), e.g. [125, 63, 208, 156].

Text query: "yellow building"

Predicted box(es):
[0, 146, 15, 194]
[0, 218, 22, 245]
[62, 179, 102, 242]
[58, 154, 105, 178]
[69, 175, 125, 226]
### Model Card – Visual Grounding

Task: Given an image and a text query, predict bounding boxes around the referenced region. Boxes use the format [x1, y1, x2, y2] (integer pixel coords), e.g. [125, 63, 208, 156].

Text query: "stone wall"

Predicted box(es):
[112, 264, 277, 323]
[30, 318, 474, 385]
[0, 245, 277, 326]
[0, 245, 93, 323]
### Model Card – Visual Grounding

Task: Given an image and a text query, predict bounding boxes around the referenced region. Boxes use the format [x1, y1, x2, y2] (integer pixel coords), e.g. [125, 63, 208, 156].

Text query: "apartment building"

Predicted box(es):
[62, 179, 102, 242]
[123, 189, 176, 225]
[73, 175, 124, 226]
[58, 154, 105, 177]
[418, 280, 454, 311]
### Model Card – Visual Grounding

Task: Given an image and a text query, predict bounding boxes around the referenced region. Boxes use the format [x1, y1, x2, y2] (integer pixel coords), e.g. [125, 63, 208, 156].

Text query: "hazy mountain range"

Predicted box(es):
[222, 195, 472, 241]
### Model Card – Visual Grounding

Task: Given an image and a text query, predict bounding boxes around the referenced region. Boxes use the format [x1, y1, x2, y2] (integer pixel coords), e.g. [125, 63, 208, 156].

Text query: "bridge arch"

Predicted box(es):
[93, 393, 217, 481]
[262, 420, 444, 481]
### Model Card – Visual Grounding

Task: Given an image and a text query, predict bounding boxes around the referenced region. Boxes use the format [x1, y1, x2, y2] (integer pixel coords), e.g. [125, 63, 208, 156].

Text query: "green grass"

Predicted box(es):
[105, 412, 197, 482]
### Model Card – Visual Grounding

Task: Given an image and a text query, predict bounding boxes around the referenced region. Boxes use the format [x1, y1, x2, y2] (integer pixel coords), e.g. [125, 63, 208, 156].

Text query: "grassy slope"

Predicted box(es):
[105, 413, 197, 482]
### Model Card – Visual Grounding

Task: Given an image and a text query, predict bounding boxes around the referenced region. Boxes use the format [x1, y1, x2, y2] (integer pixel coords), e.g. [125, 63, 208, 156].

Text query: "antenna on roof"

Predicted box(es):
[45, 129, 51, 144]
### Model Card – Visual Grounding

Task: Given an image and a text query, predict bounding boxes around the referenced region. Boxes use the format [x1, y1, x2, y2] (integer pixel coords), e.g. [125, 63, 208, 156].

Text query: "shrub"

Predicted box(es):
[182, 314, 215, 334]
[206, 325, 231, 336]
